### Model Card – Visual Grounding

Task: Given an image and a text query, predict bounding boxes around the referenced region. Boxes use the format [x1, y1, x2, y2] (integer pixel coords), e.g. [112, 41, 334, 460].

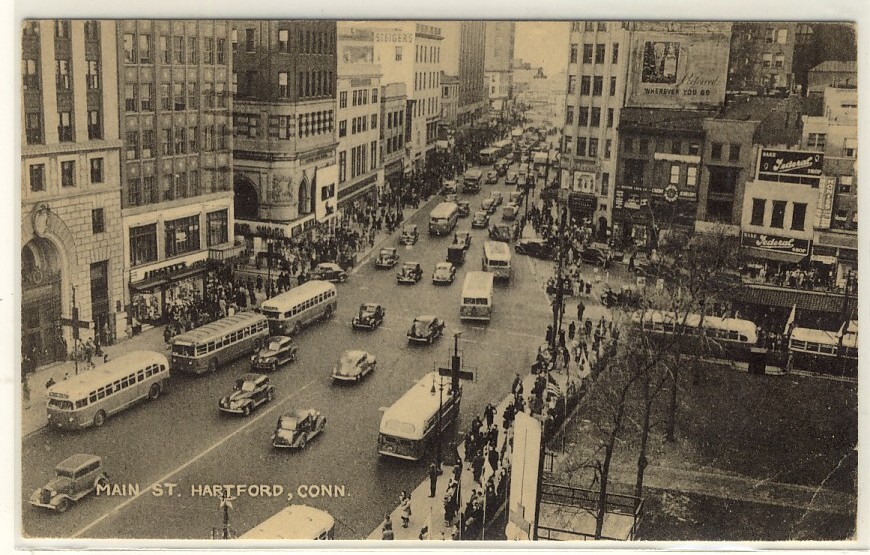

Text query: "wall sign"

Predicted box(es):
[741, 231, 810, 255]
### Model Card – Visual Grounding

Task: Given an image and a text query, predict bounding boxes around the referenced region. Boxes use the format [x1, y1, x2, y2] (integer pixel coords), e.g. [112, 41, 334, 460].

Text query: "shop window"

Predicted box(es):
[207, 210, 228, 246]
[165, 215, 201, 257]
[770, 200, 786, 228]
[130, 224, 157, 266]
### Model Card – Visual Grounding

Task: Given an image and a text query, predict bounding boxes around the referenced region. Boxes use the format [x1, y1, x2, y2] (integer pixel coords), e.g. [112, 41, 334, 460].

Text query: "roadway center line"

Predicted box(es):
[71, 377, 319, 539]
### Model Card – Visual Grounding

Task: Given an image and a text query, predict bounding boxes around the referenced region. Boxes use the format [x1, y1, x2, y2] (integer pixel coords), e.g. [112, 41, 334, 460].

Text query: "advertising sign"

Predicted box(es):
[314, 164, 338, 222]
[626, 27, 730, 110]
[572, 171, 595, 194]
[340, 45, 373, 64]
[741, 231, 810, 255]
[814, 176, 836, 229]
[757, 149, 824, 181]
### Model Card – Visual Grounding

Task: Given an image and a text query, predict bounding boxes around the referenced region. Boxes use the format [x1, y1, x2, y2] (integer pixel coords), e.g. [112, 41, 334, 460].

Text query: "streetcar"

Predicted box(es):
[787, 323, 858, 377]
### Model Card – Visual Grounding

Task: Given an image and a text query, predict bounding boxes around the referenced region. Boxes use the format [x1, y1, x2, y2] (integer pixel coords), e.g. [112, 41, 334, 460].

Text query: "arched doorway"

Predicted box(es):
[234, 176, 259, 220]
[298, 179, 310, 215]
[22, 237, 65, 369]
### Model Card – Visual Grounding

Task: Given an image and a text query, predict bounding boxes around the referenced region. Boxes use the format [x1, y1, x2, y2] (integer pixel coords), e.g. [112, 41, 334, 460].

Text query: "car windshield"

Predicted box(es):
[413, 320, 431, 335]
[436, 264, 450, 272]
[237, 380, 257, 392]
[403, 263, 416, 271]
[267, 340, 283, 351]
[379, 249, 391, 257]
[55, 469, 76, 479]
[279, 416, 299, 430]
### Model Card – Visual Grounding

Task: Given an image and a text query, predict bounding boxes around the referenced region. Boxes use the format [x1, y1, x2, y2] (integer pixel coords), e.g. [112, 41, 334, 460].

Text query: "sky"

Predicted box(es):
[515, 21, 571, 76]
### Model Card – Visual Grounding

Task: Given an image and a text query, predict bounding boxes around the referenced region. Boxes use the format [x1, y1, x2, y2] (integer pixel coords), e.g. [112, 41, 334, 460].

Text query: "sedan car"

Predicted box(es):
[219, 373, 275, 416]
[432, 262, 457, 285]
[331, 350, 377, 382]
[579, 247, 608, 267]
[453, 231, 472, 250]
[441, 180, 458, 195]
[374, 247, 400, 269]
[457, 201, 471, 218]
[489, 223, 515, 243]
[407, 315, 446, 344]
[352, 303, 385, 330]
[251, 336, 298, 372]
[481, 197, 497, 215]
[30, 454, 108, 513]
[505, 171, 518, 185]
[400, 224, 419, 245]
[489, 191, 504, 206]
[486, 170, 499, 184]
[515, 238, 554, 260]
[397, 262, 423, 284]
[272, 409, 326, 449]
[310, 262, 348, 283]
[471, 211, 490, 229]
[444, 193, 459, 203]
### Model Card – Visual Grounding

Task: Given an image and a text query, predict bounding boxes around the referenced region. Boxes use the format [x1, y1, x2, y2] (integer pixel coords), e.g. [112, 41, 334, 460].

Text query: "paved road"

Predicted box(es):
[22, 163, 556, 540]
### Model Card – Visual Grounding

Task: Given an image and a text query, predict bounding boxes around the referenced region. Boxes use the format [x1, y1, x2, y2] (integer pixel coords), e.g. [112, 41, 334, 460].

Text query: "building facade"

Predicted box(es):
[440, 74, 460, 128]
[231, 20, 338, 250]
[728, 22, 797, 93]
[22, 19, 126, 366]
[484, 21, 515, 114]
[335, 24, 382, 220]
[380, 81, 407, 202]
[118, 19, 236, 330]
[807, 61, 858, 96]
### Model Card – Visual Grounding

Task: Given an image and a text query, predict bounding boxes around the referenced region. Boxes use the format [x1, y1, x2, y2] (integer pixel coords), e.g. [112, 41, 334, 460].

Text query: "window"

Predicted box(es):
[339, 120, 347, 137]
[591, 107, 601, 127]
[687, 166, 697, 186]
[127, 177, 142, 206]
[86, 110, 102, 140]
[774, 54, 784, 68]
[371, 114, 378, 129]
[688, 143, 700, 156]
[371, 140, 378, 170]
[395, 46, 402, 61]
[591, 76, 602, 96]
[56, 59, 70, 90]
[159, 35, 170, 64]
[639, 137, 649, 152]
[565, 106, 574, 125]
[770, 200, 786, 228]
[807, 133, 826, 149]
[91, 209, 105, 234]
[230, 28, 238, 52]
[609, 76, 617, 96]
[126, 131, 139, 160]
[578, 107, 588, 126]
[142, 129, 154, 158]
[567, 75, 577, 94]
[160, 83, 171, 110]
[129, 224, 157, 266]
[606, 108, 614, 128]
[188, 125, 198, 152]
[339, 91, 347, 108]
[776, 28, 788, 44]
[29, 164, 45, 192]
[580, 76, 590, 95]
[245, 28, 255, 52]
[728, 144, 741, 162]
[584, 22, 595, 31]
[576, 137, 587, 156]
[204, 37, 215, 64]
[604, 139, 612, 159]
[174, 82, 185, 110]
[612, 43, 619, 63]
[231, 72, 238, 94]
[278, 72, 289, 97]
[203, 126, 214, 150]
[569, 44, 578, 64]
[216, 39, 226, 64]
[762, 53, 772, 68]
[670, 164, 680, 184]
[161, 128, 172, 155]
[338, 150, 346, 183]
[246, 114, 259, 138]
[582, 44, 593, 64]
[207, 210, 228, 246]
[58, 111, 73, 142]
[123, 33, 136, 63]
[588, 138, 598, 157]
[23, 58, 39, 90]
[711, 142, 722, 160]
[595, 44, 605, 64]
[188, 82, 197, 109]
[173, 36, 184, 64]
[90, 157, 103, 183]
[186, 36, 197, 64]
[61, 160, 75, 187]
[165, 215, 200, 257]
[562, 135, 572, 153]
[788, 202, 808, 231]
[137, 83, 152, 112]
[671, 140, 681, 155]
[85, 59, 100, 89]
[278, 29, 289, 52]
[25, 113, 42, 144]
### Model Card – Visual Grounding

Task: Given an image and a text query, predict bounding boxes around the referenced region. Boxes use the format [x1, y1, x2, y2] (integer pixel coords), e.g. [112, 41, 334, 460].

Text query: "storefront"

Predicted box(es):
[128, 259, 210, 329]
[813, 230, 858, 290]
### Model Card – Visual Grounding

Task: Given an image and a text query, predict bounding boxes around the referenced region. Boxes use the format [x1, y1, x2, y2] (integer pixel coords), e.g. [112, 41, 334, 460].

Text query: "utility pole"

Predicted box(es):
[437, 332, 474, 469]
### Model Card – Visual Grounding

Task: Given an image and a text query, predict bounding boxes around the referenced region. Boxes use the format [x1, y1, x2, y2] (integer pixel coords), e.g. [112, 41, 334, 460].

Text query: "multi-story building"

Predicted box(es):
[440, 74, 460, 128]
[727, 22, 797, 93]
[21, 19, 126, 366]
[484, 21, 515, 114]
[231, 20, 338, 250]
[118, 20, 236, 330]
[441, 21, 487, 128]
[807, 61, 858, 96]
[380, 82, 407, 203]
[335, 24, 382, 220]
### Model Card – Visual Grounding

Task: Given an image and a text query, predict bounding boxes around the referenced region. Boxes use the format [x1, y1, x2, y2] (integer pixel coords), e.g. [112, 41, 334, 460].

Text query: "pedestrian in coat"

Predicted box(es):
[382, 515, 395, 540]
[545, 325, 553, 344]
[577, 301, 585, 322]
[585, 318, 593, 339]
[472, 452, 485, 483]
[399, 491, 411, 528]
[483, 403, 495, 429]
[568, 320, 576, 340]
[429, 462, 439, 498]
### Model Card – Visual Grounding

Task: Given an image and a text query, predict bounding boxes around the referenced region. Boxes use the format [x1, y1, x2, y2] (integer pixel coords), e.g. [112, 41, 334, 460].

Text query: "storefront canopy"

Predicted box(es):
[743, 247, 807, 265]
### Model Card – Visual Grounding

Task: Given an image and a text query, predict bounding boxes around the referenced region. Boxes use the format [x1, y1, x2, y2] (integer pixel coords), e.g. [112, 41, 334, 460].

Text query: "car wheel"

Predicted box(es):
[428, 335, 434, 345]
[208, 359, 218, 374]
[148, 383, 161, 401]
[93, 410, 107, 428]
[271, 362, 278, 373]
[252, 338, 263, 352]
[266, 389, 273, 402]
[324, 305, 334, 320]
[243, 405, 252, 417]
[299, 435, 307, 449]
[56, 498, 71, 514]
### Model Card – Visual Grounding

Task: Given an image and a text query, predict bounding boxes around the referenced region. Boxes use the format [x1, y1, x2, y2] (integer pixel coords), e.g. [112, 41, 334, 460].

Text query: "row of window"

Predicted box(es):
[650, 322, 751, 343]
[571, 22, 612, 32]
[279, 290, 336, 319]
[339, 114, 378, 138]
[386, 109, 404, 130]
[749, 198, 807, 231]
[624, 137, 706, 158]
[414, 71, 439, 92]
[126, 168, 230, 209]
[189, 319, 268, 356]
[232, 27, 333, 56]
[566, 106, 614, 128]
[414, 44, 440, 64]
[125, 81, 228, 113]
[338, 87, 379, 108]
[413, 96, 438, 119]
[384, 134, 405, 156]
[126, 125, 229, 161]
[124, 33, 227, 66]
[568, 75, 617, 97]
[569, 42, 619, 65]
[25, 109, 103, 146]
[22, 58, 101, 94]
[129, 209, 229, 267]
[83, 364, 166, 406]
[566, 136, 612, 160]
[28, 157, 104, 192]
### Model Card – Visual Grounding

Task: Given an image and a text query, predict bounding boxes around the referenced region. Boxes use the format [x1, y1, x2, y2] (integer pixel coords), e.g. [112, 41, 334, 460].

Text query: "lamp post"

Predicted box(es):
[432, 373, 445, 470]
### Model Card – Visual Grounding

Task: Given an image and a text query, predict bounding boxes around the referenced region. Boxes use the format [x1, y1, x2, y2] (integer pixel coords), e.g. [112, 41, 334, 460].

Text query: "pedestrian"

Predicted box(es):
[585, 318, 593, 339]
[382, 515, 395, 540]
[399, 491, 411, 528]
[483, 403, 495, 429]
[577, 301, 585, 322]
[472, 451, 485, 483]
[103, 353, 110, 364]
[428, 462, 439, 498]
[568, 320, 576, 340]
[545, 325, 553, 344]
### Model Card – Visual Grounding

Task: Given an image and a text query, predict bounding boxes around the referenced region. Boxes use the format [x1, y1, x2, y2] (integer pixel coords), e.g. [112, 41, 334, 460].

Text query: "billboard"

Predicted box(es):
[741, 231, 810, 256]
[626, 27, 730, 109]
[757, 149, 824, 181]
[314, 164, 338, 222]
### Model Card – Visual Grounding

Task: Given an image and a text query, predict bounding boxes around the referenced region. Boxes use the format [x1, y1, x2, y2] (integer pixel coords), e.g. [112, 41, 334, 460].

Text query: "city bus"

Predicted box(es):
[630, 310, 759, 361]
[259, 280, 338, 336]
[787, 324, 858, 377]
[482, 240, 512, 280]
[46, 350, 169, 429]
[460, 271, 495, 322]
[429, 201, 460, 236]
[462, 168, 484, 194]
[171, 312, 270, 375]
[479, 147, 499, 165]
[378, 372, 462, 461]
[493, 139, 512, 158]
[240, 505, 335, 540]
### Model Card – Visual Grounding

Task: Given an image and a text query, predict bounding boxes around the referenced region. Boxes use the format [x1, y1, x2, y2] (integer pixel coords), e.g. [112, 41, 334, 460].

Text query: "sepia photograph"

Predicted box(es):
[14, 9, 861, 547]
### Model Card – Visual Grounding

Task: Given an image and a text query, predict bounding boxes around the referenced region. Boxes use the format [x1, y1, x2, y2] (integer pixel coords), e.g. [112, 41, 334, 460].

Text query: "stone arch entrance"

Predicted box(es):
[22, 237, 65, 368]
[234, 176, 260, 220]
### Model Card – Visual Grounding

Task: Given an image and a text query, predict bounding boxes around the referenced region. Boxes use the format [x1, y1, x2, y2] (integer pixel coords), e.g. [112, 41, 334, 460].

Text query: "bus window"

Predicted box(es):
[75, 399, 88, 409]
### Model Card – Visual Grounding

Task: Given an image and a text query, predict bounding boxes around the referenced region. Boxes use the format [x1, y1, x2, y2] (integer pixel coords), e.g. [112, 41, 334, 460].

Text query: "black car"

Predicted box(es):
[471, 211, 490, 229]
[489, 223, 515, 243]
[310, 263, 348, 283]
[400, 224, 419, 245]
[481, 198, 497, 215]
[352, 303, 385, 330]
[447, 245, 467, 266]
[407, 315, 446, 344]
[579, 247, 608, 266]
[374, 247, 400, 269]
[515, 238, 554, 260]
[453, 231, 472, 250]
[219, 373, 275, 416]
[397, 262, 423, 284]
[457, 201, 471, 218]
[486, 170, 499, 184]
[251, 336, 298, 372]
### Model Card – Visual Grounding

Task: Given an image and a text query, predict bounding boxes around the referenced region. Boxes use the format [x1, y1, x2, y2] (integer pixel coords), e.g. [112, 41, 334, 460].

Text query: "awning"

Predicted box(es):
[743, 247, 807, 264]
[736, 285, 853, 314]
[209, 243, 245, 262]
[130, 265, 208, 293]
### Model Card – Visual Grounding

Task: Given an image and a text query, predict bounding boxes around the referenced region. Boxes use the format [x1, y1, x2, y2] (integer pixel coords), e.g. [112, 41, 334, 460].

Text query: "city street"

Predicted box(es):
[22, 166, 557, 540]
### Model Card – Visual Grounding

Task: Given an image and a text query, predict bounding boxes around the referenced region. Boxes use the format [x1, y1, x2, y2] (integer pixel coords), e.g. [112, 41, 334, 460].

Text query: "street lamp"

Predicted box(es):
[431, 374, 445, 471]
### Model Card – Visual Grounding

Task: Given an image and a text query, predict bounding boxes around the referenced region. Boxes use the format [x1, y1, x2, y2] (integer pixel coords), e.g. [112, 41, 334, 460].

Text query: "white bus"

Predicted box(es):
[788, 324, 858, 377]
[259, 280, 338, 336]
[378, 372, 462, 461]
[46, 351, 169, 430]
[631, 310, 758, 361]
[429, 201, 460, 236]
[479, 147, 499, 165]
[240, 505, 335, 540]
[482, 240, 512, 280]
[460, 271, 495, 322]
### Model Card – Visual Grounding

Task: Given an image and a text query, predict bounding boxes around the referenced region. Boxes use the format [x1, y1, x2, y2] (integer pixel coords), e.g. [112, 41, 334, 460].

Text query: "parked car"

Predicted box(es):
[251, 336, 298, 372]
[515, 238, 554, 260]
[447, 245, 467, 266]
[407, 315, 446, 344]
[579, 247, 608, 267]
[374, 247, 400, 269]
[29, 454, 108, 513]
[397, 262, 423, 284]
[505, 171, 518, 185]
[489, 191, 503, 206]
[486, 170, 499, 184]
[471, 211, 490, 229]
[453, 231, 472, 250]
[489, 223, 515, 243]
[481, 198, 497, 215]
[432, 262, 457, 285]
[219, 373, 275, 416]
[331, 350, 376, 382]
[400, 224, 419, 245]
[600, 284, 641, 308]
[457, 201, 471, 217]
[310, 262, 348, 283]
[351, 303, 385, 330]
[272, 409, 326, 449]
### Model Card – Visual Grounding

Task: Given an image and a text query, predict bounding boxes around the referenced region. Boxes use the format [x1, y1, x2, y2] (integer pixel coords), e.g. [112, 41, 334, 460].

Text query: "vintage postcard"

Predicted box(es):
[17, 15, 858, 546]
